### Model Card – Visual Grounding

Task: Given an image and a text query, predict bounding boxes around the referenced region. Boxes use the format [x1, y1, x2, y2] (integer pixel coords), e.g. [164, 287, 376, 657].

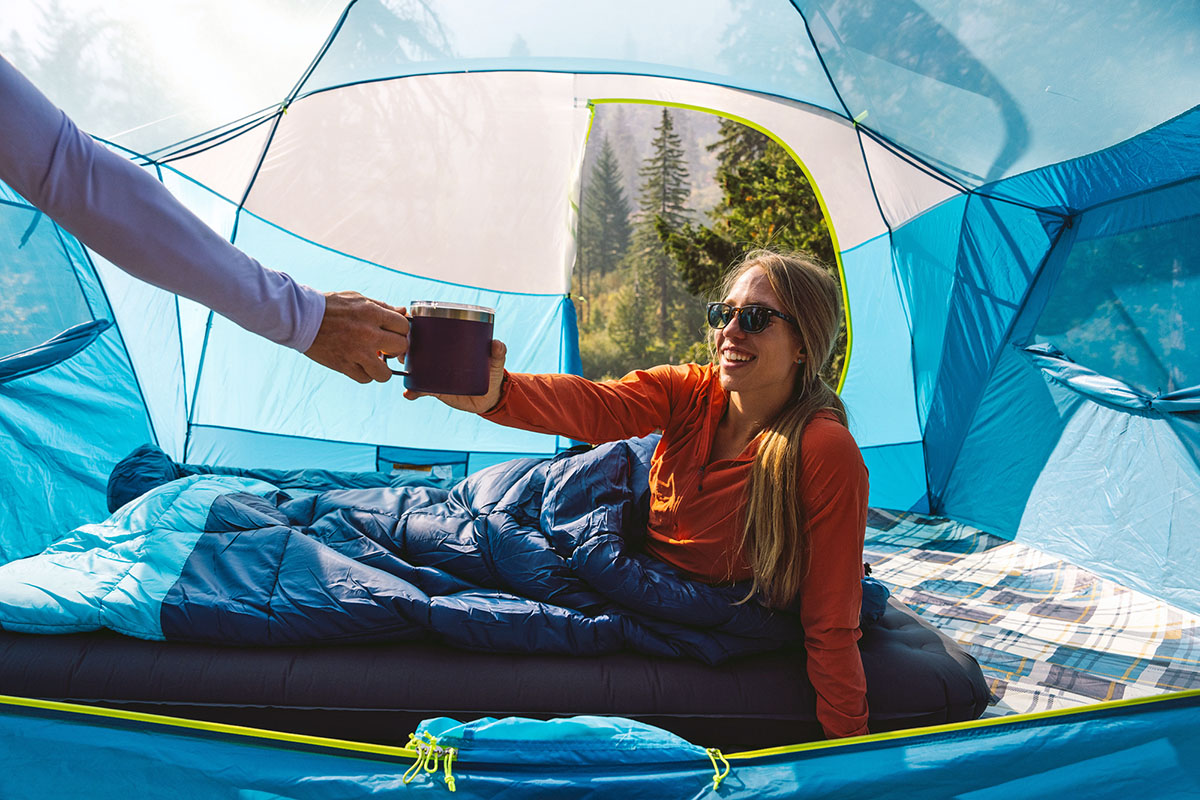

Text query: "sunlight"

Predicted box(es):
[3, 0, 341, 146]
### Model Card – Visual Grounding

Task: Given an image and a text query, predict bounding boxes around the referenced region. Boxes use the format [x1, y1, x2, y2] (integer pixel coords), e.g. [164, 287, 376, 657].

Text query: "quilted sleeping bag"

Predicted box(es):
[0, 436, 886, 664]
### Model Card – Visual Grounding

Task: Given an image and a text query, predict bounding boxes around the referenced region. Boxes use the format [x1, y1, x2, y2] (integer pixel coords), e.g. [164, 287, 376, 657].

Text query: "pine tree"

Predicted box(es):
[656, 120, 843, 382]
[630, 109, 691, 342]
[608, 281, 652, 367]
[709, 117, 770, 172]
[637, 109, 692, 231]
[577, 135, 632, 315]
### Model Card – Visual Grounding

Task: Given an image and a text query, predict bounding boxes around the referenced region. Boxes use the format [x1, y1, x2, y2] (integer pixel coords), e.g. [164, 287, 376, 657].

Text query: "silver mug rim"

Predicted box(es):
[409, 300, 495, 323]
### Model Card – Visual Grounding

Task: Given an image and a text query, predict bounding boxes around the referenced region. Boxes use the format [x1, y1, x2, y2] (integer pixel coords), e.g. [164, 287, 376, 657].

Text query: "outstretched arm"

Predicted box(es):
[406, 339, 686, 444]
[0, 54, 408, 382]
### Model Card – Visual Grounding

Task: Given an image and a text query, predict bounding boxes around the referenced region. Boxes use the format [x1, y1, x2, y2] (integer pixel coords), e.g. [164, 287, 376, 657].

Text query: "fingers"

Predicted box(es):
[373, 299, 408, 317]
[345, 362, 374, 385]
[372, 302, 411, 335]
[359, 353, 393, 383]
[366, 301, 410, 361]
[305, 291, 414, 383]
[374, 330, 410, 358]
[489, 339, 507, 378]
[364, 301, 409, 373]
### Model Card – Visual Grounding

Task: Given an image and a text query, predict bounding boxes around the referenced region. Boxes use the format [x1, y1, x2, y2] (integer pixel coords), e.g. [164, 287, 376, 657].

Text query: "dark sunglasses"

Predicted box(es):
[706, 302, 798, 334]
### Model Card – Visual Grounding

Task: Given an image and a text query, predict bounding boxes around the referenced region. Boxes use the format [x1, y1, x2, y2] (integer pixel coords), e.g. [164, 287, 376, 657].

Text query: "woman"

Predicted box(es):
[408, 250, 870, 739]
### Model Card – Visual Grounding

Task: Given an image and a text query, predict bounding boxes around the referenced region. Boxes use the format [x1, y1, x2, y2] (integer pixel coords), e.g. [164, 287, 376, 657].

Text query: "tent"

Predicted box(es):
[1, 0, 1198, 795]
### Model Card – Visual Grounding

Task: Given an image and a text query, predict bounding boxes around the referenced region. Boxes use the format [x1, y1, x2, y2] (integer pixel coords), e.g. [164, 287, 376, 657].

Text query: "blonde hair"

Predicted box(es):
[711, 250, 846, 608]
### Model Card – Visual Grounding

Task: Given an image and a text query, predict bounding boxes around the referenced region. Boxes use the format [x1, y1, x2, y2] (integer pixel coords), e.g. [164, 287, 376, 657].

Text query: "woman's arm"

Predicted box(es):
[406, 339, 686, 443]
[796, 417, 871, 739]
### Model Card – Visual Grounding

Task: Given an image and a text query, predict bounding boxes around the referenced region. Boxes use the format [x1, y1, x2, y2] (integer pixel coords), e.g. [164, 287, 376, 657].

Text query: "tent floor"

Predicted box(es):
[865, 509, 1200, 716]
[0, 597, 986, 752]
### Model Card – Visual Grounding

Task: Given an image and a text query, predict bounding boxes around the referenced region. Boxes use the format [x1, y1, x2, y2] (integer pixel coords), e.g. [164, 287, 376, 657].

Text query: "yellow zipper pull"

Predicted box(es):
[443, 747, 458, 792]
[706, 747, 730, 790]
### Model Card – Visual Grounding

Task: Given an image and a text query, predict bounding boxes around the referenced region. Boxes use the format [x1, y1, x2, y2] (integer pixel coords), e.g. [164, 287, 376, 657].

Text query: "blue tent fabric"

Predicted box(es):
[986, 105, 1200, 215]
[918, 105, 1200, 614]
[917, 196, 1067, 508]
[2, 690, 1199, 799]
[105, 441, 451, 513]
[1021, 343, 1200, 414]
[0, 319, 112, 385]
[0, 198, 156, 563]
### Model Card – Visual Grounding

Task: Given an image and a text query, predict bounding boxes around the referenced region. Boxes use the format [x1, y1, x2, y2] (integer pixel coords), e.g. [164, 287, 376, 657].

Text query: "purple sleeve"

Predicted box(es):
[0, 54, 325, 352]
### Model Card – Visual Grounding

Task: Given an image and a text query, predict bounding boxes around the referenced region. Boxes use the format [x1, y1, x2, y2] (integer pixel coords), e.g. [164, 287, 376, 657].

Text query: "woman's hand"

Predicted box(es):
[404, 339, 508, 414]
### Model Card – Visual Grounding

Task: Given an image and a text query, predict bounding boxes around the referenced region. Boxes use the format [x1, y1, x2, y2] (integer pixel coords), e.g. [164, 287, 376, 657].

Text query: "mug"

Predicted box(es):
[386, 301, 495, 395]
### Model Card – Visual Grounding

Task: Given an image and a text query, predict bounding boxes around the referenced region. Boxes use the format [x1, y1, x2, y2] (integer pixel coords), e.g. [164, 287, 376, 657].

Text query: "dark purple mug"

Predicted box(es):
[386, 301, 495, 395]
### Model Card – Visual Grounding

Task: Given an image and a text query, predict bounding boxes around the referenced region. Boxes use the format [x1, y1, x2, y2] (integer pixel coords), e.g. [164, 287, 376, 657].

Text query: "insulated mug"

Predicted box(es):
[386, 301, 495, 395]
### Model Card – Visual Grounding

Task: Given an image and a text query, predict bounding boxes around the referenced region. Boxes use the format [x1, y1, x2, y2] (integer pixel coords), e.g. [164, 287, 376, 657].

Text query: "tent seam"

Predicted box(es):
[929, 212, 1073, 511]
[788, 0, 853, 121]
[290, 68, 847, 119]
[0, 694, 422, 761]
[189, 422, 555, 455]
[1075, 174, 1200, 218]
[728, 688, 1200, 760]
[183, 311, 215, 463]
[973, 102, 1200, 193]
[853, 125, 970, 196]
[107, 104, 282, 163]
[56, 225, 161, 449]
[156, 114, 278, 167]
[284, 0, 358, 105]
[923, 195, 974, 512]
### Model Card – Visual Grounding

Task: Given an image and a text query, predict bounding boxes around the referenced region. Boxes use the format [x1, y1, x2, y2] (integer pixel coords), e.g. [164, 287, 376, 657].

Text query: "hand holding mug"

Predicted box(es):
[405, 339, 508, 414]
[305, 292, 409, 383]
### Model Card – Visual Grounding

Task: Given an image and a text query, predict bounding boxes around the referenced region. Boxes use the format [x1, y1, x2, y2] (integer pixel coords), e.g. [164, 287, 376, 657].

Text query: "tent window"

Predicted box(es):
[378, 446, 468, 482]
[0, 204, 93, 358]
[1034, 210, 1200, 395]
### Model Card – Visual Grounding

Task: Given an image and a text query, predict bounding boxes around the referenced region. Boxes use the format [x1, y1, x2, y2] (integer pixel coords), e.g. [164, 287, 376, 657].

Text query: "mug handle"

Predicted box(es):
[382, 353, 409, 376]
[383, 312, 414, 375]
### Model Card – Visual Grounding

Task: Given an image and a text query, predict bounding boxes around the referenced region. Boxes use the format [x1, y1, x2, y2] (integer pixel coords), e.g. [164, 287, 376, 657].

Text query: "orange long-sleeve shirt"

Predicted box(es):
[482, 363, 871, 738]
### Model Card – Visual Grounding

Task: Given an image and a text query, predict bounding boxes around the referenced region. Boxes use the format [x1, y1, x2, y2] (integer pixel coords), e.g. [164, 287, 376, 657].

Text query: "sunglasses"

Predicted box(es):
[706, 302, 798, 334]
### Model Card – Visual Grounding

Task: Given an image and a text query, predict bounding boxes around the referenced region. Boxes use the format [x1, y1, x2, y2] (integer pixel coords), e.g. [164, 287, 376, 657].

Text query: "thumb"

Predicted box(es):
[489, 340, 507, 383]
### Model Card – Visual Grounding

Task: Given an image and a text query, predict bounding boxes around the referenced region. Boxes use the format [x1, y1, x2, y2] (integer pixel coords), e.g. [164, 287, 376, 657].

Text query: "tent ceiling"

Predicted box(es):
[6, 1, 1196, 187]
[243, 72, 590, 294]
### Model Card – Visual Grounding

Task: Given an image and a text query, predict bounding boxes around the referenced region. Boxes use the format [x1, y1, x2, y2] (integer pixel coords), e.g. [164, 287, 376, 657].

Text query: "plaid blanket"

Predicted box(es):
[865, 509, 1200, 717]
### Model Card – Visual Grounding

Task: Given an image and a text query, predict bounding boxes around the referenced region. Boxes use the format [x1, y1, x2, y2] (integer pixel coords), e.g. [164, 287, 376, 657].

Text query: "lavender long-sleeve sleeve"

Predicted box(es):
[0, 55, 324, 351]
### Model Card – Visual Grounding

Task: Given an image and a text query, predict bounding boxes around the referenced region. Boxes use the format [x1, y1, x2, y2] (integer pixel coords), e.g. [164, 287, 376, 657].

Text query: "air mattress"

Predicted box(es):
[0, 597, 987, 751]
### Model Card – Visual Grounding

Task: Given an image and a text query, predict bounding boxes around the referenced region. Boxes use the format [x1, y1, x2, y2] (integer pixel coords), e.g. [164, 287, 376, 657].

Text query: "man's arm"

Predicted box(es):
[0, 54, 408, 382]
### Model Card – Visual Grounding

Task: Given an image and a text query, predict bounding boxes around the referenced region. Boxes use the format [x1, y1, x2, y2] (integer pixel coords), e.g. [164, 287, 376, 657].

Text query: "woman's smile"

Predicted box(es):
[720, 346, 755, 366]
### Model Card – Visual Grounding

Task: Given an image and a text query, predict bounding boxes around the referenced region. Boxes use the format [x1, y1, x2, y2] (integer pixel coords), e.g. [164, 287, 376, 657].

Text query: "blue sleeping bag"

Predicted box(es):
[0, 436, 885, 665]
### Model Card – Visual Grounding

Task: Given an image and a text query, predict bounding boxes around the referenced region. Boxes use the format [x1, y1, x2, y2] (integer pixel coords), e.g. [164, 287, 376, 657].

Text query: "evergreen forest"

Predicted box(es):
[573, 106, 841, 384]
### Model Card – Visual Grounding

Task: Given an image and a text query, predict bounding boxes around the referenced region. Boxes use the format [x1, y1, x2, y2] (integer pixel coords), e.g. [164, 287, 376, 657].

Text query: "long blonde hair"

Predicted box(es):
[711, 250, 847, 608]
